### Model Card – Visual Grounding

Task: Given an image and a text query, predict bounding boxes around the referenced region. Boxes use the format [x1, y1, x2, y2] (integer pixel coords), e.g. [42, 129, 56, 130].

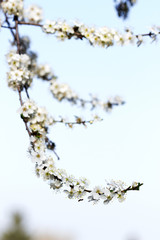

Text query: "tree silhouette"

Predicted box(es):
[0, 213, 31, 240]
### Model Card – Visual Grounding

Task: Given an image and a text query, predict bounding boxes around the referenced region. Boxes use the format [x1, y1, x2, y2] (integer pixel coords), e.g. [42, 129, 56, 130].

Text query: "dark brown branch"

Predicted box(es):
[13, 17, 32, 137]
[135, 32, 160, 38]
[122, 182, 143, 193]
[18, 21, 42, 27]
[24, 86, 30, 99]
[4, 14, 31, 136]
[15, 17, 21, 54]
[1, 25, 16, 29]
[4, 13, 16, 41]
[17, 88, 32, 136]
[17, 87, 23, 105]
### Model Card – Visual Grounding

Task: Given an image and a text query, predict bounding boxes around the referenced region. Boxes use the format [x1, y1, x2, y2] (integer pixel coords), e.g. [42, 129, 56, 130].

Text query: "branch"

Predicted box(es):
[51, 115, 103, 128]
[4, 13, 16, 41]
[14, 16, 21, 54]
[3, 13, 143, 205]
[18, 21, 42, 27]
[1, 25, 15, 29]
[13, 16, 32, 137]
[17, 20, 160, 48]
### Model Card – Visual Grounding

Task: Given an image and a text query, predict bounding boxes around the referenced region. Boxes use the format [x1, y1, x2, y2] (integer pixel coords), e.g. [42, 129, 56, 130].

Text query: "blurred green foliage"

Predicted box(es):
[0, 213, 31, 240]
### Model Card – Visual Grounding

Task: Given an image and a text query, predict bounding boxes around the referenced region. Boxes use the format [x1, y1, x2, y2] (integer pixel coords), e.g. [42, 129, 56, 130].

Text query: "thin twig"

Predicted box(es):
[135, 32, 160, 38]
[18, 88, 32, 136]
[15, 17, 21, 54]
[24, 87, 30, 99]
[1, 25, 16, 29]
[4, 13, 16, 41]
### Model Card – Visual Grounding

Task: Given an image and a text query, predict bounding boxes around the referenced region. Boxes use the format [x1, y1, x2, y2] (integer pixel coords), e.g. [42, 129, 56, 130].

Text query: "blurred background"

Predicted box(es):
[1, 0, 160, 239]
[0, 212, 73, 240]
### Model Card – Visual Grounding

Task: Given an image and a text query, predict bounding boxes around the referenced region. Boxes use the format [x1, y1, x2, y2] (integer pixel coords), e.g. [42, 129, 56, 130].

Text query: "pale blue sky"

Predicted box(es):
[1, 1, 160, 240]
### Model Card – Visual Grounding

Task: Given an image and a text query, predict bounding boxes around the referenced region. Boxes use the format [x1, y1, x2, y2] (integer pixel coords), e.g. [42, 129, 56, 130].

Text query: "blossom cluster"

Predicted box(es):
[1, 0, 23, 16]
[88, 181, 127, 204]
[19, 99, 56, 161]
[17, 98, 143, 204]
[50, 78, 124, 111]
[35, 157, 90, 199]
[42, 20, 136, 47]
[35, 155, 141, 203]
[6, 51, 32, 90]
[36, 64, 124, 110]
[19, 99, 52, 133]
[19, 99, 101, 160]
[1, 1, 43, 24]
[50, 80, 78, 102]
[25, 5, 43, 24]
[35, 61, 125, 110]
[36, 63, 56, 80]
[4, 41, 138, 205]
[1, 0, 143, 205]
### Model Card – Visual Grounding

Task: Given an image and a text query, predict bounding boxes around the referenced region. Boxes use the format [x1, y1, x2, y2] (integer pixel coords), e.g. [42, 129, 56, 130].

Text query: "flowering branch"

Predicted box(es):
[15, 20, 160, 48]
[51, 115, 103, 128]
[0, 0, 143, 205]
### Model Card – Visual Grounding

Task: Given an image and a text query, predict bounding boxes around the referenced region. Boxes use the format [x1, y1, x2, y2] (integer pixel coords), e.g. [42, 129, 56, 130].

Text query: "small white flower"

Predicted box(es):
[31, 150, 46, 164]
[31, 107, 47, 124]
[117, 192, 126, 202]
[18, 99, 37, 118]
[34, 140, 46, 152]
[43, 20, 56, 34]
[64, 188, 76, 199]
[30, 123, 45, 135]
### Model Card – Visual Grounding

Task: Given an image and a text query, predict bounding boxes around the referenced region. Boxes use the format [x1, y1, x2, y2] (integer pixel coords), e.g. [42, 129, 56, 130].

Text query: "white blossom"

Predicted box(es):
[31, 149, 46, 164]
[132, 181, 139, 188]
[43, 20, 57, 34]
[50, 80, 78, 101]
[2, 5, 143, 205]
[25, 5, 43, 23]
[18, 99, 37, 118]
[1, 0, 23, 16]
[6, 52, 32, 90]
[88, 186, 103, 203]
[31, 107, 48, 124]
[42, 20, 136, 48]
[36, 64, 55, 79]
